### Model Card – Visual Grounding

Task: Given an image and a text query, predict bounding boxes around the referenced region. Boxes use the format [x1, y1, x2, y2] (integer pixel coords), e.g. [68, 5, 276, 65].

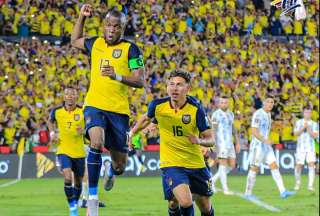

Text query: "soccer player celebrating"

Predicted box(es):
[293, 106, 319, 192]
[129, 70, 215, 216]
[71, 4, 145, 215]
[245, 95, 295, 199]
[48, 86, 86, 216]
[210, 96, 240, 195]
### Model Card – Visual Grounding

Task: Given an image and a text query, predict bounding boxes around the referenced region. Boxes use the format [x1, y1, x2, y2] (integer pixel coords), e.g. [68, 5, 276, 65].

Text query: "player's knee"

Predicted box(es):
[269, 162, 278, 170]
[178, 197, 193, 208]
[90, 137, 104, 149]
[308, 163, 316, 168]
[250, 166, 259, 172]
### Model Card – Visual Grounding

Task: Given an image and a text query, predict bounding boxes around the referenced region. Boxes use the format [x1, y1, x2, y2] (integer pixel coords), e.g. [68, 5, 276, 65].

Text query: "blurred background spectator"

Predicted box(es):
[0, 0, 319, 153]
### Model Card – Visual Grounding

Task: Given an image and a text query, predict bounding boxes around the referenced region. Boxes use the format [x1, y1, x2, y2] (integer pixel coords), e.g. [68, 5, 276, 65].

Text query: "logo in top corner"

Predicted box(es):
[112, 49, 122, 58]
[74, 114, 80, 121]
[85, 116, 91, 125]
[182, 114, 191, 124]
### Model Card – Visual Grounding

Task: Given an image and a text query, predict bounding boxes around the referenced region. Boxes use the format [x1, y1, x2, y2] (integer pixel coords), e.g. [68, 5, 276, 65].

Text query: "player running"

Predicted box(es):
[48, 86, 85, 216]
[129, 70, 215, 216]
[71, 4, 145, 215]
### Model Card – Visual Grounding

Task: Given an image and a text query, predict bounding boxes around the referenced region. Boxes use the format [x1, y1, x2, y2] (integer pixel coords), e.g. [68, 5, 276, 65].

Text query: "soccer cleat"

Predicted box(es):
[99, 201, 106, 208]
[70, 207, 78, 216]
[280, 190, 295, 199]
[87, 199, 99, 216]
[140, 165, 147, 173]
[294, 183, 300, 191]
[103, 160, 115, 191]
[307, 186, 315, 192]
[80, 199, 87, 208]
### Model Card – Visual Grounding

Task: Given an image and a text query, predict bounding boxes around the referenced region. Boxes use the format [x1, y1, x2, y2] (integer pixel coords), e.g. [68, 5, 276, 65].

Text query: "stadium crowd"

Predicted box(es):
[0, 0, 319, 153]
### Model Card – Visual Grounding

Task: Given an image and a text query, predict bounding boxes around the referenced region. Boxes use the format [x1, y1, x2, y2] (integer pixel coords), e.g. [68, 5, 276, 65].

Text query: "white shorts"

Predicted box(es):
[217, 146, 236, 159]
[248, 147, 276, 167]
[295, 151, 316, 164]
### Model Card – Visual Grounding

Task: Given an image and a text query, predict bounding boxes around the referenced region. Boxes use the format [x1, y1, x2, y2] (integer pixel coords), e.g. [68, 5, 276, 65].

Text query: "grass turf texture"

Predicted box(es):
[0, 175, 318, 216]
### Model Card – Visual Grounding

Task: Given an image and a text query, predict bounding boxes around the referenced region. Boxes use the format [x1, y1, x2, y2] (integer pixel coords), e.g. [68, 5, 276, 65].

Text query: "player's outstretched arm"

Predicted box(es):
[71, 4, 92, 50]
[188, 129, 215, 147]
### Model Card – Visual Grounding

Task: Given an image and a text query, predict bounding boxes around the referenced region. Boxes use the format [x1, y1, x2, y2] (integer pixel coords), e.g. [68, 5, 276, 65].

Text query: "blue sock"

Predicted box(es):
[64, 182, 75, 209]
[201, 206, 214, 216]
[180, 204, 194, 216]
[73, 185, 82, 203]
[87, 148, 102, 196]
[168, 206, 181, 216]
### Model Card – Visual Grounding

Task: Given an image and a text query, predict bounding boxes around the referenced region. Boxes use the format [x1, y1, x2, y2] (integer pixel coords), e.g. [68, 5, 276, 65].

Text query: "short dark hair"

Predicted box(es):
[168, 70, 191, 83]
[106, 9, 127, 27]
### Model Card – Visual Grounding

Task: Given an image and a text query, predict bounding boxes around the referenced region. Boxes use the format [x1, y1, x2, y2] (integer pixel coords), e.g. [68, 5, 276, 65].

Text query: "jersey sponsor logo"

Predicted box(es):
[36, 153, 54, 178]
[112, 49, 122, 58]
[182, 114, 191, 124]
[74, 114, 80, 121]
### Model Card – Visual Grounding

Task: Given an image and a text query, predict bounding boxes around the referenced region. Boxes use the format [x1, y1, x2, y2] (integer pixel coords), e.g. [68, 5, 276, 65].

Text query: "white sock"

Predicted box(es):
[82, 182, 88, 200]
[271, 169, 286, 194]
[211, 169, 220, 184]
[294, 167, 301, 186]
[245, 170, 257, 195]
[308, 166, 315, 188]
[219, 165, 229, 191]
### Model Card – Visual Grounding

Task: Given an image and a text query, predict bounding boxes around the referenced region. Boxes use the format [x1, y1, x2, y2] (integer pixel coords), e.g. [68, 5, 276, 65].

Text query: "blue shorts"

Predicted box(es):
[161, 166, 213, 200]
[56, 154, 85, 177]
[84, 106, 129, 153]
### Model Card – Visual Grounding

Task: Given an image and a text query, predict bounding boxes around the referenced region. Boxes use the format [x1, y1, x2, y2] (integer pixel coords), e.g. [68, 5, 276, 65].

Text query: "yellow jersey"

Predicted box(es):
[147, 96, 211, 168]
[50, 105, 85, 158]
[84, 37, 144, 116]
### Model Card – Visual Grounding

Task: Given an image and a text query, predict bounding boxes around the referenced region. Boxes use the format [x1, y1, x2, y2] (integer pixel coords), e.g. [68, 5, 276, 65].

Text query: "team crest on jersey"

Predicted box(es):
[74, 114, 80, 121]
[112, 49, 122, 58]
[182, 114, 191, 124]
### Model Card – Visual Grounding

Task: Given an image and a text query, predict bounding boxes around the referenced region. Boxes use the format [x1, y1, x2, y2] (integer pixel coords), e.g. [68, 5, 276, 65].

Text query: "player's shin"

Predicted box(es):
[180, 204, 194, 216]
[73, 185, 82, 203]
[168, 206, 181, 216]
[201, 206, 214, 216]
[219, 165, 229, 192]
[87, 148, 102, 199]
[294, 166, 302, 189]
[271, 169, 285, 194]
[245, 170, 257, 195]
[64, 182, 77, 210]
[308, 165, 315, 190]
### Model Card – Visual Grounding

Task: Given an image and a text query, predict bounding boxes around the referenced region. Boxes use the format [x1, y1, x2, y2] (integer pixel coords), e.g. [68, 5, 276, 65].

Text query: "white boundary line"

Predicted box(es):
[216, 188, 281, 212]
[0, 154, 24, 188]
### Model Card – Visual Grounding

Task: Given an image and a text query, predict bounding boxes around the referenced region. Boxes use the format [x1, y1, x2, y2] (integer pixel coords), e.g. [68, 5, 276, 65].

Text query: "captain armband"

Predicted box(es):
[129, 57, 144, 69]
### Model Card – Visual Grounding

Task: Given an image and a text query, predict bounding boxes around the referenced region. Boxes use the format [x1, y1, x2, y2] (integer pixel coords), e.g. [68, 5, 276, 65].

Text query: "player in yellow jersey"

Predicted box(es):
[71, 4, 145, 215]
[129, 70, 215, 216]
[48, 86, 86, 216]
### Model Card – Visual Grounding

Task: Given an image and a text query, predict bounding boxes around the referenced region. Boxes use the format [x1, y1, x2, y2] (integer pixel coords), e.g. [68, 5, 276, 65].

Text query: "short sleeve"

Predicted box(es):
[128, 43, 144, 69]
[196, 106, 211, 132]
[84, 36, 98, 55]
[251, 112, 260, 128]
[147, 100, 157, 119]
[49, 109, 56, 123]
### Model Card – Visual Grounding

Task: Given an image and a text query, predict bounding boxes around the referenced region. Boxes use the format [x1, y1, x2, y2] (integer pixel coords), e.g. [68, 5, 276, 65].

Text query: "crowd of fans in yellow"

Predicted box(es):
[0, 0, 319, 152]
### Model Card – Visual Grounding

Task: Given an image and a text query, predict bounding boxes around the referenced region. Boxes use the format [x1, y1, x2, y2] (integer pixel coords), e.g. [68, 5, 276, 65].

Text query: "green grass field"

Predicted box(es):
[0, 175, 318, 216]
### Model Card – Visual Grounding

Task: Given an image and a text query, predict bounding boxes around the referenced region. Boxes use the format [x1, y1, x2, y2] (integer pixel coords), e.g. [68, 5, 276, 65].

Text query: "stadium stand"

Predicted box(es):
[0, 0, 319, 153]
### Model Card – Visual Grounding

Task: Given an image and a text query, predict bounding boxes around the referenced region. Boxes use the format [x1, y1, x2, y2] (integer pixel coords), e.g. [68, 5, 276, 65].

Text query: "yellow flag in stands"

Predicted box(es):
[17, 138, 25, 156]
